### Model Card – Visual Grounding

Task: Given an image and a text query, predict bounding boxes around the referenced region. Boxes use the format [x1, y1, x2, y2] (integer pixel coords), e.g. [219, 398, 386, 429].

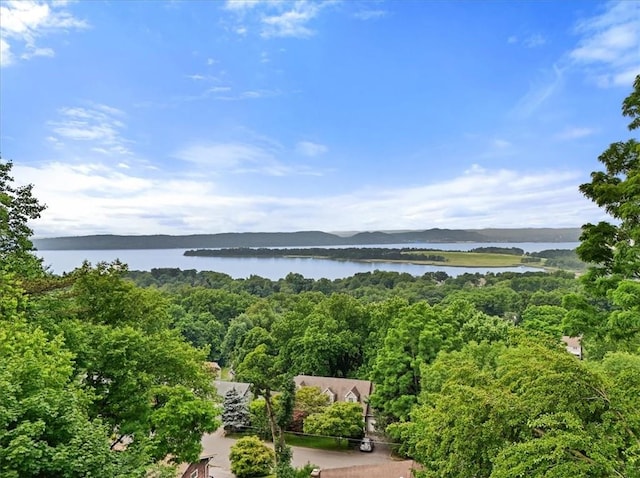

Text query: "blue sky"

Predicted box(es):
[1, 0, 638, 237]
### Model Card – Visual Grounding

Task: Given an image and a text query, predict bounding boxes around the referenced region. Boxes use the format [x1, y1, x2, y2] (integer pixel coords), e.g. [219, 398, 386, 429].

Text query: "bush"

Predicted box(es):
[229, 435, 275, 478]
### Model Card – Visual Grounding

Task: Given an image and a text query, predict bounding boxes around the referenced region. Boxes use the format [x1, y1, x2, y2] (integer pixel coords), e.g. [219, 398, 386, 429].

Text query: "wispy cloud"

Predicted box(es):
[174, 140, 320, 176]
[0, 0, 88, 67]
[261, 3, 321, 38]
[18, 160, 605, 237]
[512, 2, 639, 117]
[512, 63, 565, 118]
[353, 9, 387, 21]
[296, 141, 328, 157]
[570, 1, 640, 87]
[507, 33, 547, 48]
[48, 104, 133, 155]
[524, 33, 547, 48]
[223, 0, 335, 39]
[555, 127, 596, 140]
[224, 0, 264, 11]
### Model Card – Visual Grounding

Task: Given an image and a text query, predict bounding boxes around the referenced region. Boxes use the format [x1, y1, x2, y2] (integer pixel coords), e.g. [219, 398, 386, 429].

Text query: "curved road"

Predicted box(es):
[201, 429, 393, 478]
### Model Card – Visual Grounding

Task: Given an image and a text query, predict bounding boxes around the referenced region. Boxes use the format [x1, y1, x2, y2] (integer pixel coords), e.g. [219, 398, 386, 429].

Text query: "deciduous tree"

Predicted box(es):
[303, 402, 365, 445]
[229, 436, 275, 478]
[0, 159, 46, 277]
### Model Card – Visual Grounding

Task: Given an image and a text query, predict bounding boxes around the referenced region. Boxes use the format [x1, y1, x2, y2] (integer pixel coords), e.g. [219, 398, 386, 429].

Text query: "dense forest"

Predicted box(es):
[1, 79, 639, 477]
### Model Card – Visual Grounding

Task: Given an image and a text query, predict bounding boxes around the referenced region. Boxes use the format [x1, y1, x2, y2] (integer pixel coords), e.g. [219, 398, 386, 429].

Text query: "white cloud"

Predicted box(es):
[0, 0, 88, 67]
[523, 33, 546, 48]
[47, 104, 133, 155]
[507, 33, 547, 48]
[20, 46, 55, 59]
[209, 88, 281, 100]
[0, 38, 14, 65]
[18, 160, 605, 237]
[492, 139, 511, 149]
[555, 127, 596, 140]
[570, 1, 640, 87]
[353, 9, 387, 21]
[512, 63, 565, 118]
[261, 5, 319, 38]
[223, 0, 334, 39]
[296, 141, 328, 156]
[224, 0, 263, 11]
[174, 140, 318, 176]
[175, 142, 273, 169]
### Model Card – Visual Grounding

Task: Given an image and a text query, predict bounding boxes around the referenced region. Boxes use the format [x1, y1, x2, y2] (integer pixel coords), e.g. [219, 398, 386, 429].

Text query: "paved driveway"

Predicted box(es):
[202, 429, 393, 478]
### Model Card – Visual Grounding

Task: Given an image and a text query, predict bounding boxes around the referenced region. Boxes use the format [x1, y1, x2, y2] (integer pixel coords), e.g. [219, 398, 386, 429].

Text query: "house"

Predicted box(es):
[309, 460, 421, 478]
[294, 375, 376, 432]
[562, 336, 583, 359]
[204, 361, 221, 378]
[213, 380, 252, 402]
[176, 454, 215, 478]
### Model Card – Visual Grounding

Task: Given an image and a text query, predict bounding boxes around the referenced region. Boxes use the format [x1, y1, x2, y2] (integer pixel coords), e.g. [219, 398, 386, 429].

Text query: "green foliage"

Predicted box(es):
[577, 75, 639, 287]
[520, 304, 567, 338]
[0, 159, 46, 277]
[294, 386, 330, 416]
[0, 319, 124, 478]
[23, 263, 222, 467]
[229, 435, 275, 478]
[303, 402, 365, 442]
[570, 75, 640, 355]
[395, 340, 640, 478]
[250, 398, 279, 440]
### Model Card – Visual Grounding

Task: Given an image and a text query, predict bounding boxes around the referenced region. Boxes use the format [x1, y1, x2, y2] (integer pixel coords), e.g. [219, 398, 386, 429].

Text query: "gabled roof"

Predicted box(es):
[294, 375, 373, 416]
[213, 380, 252, 399]
[346, 386, 361, 399]
[561, 336, 582, 359]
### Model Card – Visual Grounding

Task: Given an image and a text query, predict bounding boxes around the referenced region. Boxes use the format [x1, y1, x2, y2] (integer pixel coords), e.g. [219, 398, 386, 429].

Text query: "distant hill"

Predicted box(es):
[32, 228, 582, 250]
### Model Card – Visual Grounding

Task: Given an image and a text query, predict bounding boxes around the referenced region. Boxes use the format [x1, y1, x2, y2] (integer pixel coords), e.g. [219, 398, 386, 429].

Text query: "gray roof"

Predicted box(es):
[213, 380, 252, 399]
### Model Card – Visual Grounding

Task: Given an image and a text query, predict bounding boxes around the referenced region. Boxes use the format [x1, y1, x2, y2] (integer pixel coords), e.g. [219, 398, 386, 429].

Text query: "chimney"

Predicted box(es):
[310, 468, 321, 477]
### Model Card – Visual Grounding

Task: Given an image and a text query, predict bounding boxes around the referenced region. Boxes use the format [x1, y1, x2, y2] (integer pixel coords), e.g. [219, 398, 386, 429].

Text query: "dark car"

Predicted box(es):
[359, 437, 374, 452]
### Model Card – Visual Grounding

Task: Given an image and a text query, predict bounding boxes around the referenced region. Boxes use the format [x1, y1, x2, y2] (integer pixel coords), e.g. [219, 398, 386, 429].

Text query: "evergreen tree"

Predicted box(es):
[222, 388, 250, 433]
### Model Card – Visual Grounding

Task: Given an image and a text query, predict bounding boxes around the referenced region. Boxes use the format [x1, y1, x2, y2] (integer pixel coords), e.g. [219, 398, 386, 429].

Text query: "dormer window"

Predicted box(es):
[323, 387, 336, 403]
[345, 387, 360, 403]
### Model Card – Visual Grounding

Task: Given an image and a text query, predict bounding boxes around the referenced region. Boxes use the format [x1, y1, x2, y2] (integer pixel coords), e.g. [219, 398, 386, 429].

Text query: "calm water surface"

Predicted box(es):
[36, 242, 578, 280]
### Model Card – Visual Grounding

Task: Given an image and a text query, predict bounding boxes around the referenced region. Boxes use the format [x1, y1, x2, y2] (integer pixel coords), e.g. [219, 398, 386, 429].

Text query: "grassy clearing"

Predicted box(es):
[283, 432, 350, 450]
[368, 250, 547, 268]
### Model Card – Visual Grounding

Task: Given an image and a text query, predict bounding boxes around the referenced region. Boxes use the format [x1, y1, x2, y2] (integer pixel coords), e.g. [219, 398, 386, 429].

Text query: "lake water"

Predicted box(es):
[36, 242, 578, 280]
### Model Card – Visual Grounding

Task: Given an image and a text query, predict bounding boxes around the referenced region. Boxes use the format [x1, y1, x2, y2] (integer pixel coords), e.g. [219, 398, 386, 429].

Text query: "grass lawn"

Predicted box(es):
[366, 250, 547, 268]
[284, 432, 351, 450]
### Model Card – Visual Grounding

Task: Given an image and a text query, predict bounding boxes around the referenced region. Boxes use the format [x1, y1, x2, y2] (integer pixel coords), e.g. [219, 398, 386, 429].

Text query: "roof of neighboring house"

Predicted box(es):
[313, 460, 421, 478]
[205, 361, 221, 371]
[294, 375, 373, 417]
[213, 380, 252, 399]
[174, 453, 216, 478]
[561, 336, 583, 358]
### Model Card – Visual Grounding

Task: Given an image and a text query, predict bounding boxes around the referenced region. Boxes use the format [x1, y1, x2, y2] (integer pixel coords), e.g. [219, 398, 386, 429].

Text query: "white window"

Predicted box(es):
[190, 471, 198, 478]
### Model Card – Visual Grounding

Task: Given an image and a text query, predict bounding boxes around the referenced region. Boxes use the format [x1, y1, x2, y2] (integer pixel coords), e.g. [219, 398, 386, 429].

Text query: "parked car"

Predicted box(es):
[359, 437, 374, 452]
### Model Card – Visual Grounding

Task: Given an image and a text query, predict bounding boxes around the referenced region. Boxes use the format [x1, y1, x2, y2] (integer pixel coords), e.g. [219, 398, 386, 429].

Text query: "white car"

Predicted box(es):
[359, 437, 374, 452]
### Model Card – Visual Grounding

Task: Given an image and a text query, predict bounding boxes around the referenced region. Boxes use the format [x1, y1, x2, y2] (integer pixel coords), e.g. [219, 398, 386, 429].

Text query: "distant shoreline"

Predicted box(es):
[182, 246, 582, 271]
[33, 227, 581, 250]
